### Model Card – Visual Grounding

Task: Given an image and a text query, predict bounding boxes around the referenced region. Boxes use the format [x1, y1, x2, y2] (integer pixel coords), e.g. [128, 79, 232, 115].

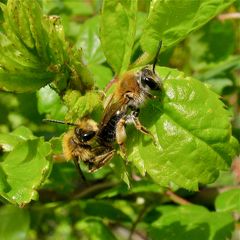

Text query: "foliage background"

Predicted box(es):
[0, 0, 240, 239]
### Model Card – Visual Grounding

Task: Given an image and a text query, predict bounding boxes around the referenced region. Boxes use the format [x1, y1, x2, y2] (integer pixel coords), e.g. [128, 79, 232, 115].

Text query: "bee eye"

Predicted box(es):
[141, 77, 160, 90]
[80, 131, 96, 142]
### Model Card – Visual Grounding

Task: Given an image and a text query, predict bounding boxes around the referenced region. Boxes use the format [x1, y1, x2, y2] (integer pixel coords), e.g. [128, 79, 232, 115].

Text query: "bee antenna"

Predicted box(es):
[152, 40, 162, 74]
[43, 119, 78, 127]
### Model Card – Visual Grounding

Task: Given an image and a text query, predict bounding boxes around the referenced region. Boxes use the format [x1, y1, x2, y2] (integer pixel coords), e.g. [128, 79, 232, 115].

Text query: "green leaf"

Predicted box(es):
[0, 127, 51, 206]
[128, 67, 238, 191]
[43, 161, 79, 195]
[82, 200, 132, 222]
[63, 90, 103, 122]
[204, 78, 233, 94]
[97, 180, 163, 199]
[76, 16, 106, 65]
[0, 205, 30, 240]
[100, 0, 137, 74]
[96, 183, 129, 199]
[196, 56, 240, 81]
[16, 93, 42, 122]
[0, 126, 34, 153]
[37, 85, 67, 119]
[75, 217, 117, 240]
[144, 205, 177, 224]
[0, 70, 55, 93]
[64, 1, 93, 16]
[11, 126, 34, 139]
[68, 49, 95, 92]
[0, 0, 94, 93]
[0, 0, 69, 92]
[188, 20, 235, 67]
[110, 155, 130, 187]
[208, 171, 236, 188]
[140, 0, 235, 63]
[75, 15, 113, 89]
[215, 189, 240, 212]
[149, 205, 234, 240]
[88, 64, 113, 89]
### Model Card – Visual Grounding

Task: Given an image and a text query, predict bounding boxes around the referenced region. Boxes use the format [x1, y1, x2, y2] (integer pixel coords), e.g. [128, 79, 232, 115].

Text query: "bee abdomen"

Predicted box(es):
[98, 111, 124, 144]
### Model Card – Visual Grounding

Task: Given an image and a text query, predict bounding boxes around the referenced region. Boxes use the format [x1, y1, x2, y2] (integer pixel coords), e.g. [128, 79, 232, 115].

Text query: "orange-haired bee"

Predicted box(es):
[97, 41, 163, 157]
[43, 118, 115, 181]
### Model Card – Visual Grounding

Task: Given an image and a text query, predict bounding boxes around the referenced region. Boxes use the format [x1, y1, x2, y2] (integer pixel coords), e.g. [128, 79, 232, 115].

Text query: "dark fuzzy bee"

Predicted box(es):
[43, 118, 115, 181]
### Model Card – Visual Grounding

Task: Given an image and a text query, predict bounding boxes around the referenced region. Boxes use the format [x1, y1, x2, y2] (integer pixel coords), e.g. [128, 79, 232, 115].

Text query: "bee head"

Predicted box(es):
[42, 118, 97, 143]
[75, 127, 96, 143]
[139, 66, 162, 91]
[139, 40, 163, 91]
[74, 117, 98, 143]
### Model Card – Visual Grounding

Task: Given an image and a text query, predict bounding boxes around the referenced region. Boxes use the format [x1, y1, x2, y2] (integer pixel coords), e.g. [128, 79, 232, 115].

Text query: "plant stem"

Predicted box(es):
[128, 204, 148, 240]
[218, 13, 240, 21]
[72, 181, 117, 199]
[165, 189, 191, 205]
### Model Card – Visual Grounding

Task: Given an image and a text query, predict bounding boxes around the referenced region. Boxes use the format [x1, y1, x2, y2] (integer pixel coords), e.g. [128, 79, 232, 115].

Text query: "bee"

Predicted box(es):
[44, 40, 163, 179]
[43, 118, 115, 181]
[96, 41, 163, 157]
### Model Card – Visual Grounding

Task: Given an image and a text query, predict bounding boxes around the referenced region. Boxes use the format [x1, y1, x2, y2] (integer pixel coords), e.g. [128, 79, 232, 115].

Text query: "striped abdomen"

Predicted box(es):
[97, 111, 125, 145]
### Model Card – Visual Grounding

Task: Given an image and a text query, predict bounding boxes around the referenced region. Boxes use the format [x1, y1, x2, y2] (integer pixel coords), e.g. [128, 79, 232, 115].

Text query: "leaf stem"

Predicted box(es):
[218, 13, 240, 21]
[104, 76, 119, 93]
[165, 189, 191, 205]
[128, 204, 148, 240]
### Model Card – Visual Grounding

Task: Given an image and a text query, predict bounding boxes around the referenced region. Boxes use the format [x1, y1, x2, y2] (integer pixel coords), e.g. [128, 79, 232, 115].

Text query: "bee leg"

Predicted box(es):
[116, 118, 128, 160]
[126, 108, 157, 145]
[132, 117, 157, 145]
[73, 157, 86, 182]
[88, 149, 115, 172]
[145, 91, 157, 99]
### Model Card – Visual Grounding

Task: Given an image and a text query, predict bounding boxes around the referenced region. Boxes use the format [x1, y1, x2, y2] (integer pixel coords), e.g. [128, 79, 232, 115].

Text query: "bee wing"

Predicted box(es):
[99, 93, 127, 129]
